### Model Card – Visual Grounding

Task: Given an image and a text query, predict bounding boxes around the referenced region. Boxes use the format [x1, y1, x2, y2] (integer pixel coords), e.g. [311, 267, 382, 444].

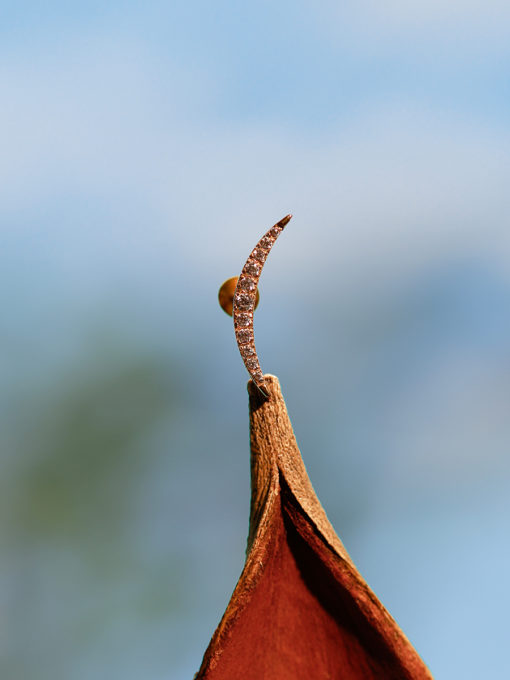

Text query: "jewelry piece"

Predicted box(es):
[232, 214, 292, 397]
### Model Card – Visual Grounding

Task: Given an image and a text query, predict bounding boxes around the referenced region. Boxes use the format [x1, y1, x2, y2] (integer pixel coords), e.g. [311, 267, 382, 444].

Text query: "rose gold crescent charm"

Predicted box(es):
[232, 214, 292, 397]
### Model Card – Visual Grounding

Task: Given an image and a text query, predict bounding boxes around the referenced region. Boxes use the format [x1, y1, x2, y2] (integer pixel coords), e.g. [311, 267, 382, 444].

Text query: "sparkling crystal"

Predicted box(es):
[234, 293, 254, 310]
[245, 261, 261, 276]
[240, 344, 256, 357]
[238, 277, 256, 292]
[251, 248, 268, 263]
[245, 356, 259, 370]
[236, 313, 252, 327]
[259, 236, 273, 249]
[236, 328, 253, 344]
[269, 226, 281, 238]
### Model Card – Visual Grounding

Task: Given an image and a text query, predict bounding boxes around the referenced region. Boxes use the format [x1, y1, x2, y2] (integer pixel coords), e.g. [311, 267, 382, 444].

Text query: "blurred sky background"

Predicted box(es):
[1, 1, 510, 678]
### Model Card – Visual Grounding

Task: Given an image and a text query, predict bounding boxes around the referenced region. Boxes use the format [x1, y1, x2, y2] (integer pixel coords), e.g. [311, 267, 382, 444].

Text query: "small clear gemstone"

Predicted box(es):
[240, 344, 256, 357]
[237, 329, 253, 344]
[259, 236, 273, 249]
[245, 356, 259, 370]
[251, 248, 268, 263]
[245, 261, 261, 276]
[238, 277, 256, 292]
[234, 293, 254, 310]
[269, 226, 281, 238]
[236, 313, 252, 327]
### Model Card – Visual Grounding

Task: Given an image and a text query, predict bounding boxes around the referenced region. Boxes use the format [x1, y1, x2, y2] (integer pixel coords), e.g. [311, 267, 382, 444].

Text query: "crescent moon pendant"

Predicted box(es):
[232, 214, 292, 397]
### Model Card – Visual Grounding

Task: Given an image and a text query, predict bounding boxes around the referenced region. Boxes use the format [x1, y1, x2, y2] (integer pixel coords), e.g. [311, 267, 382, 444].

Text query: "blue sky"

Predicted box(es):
[1, 2, 510, 679]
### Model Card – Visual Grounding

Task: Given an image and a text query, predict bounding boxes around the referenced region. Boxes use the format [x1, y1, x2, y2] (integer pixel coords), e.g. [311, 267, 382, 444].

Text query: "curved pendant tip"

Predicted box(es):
[233, 214, 292, 391]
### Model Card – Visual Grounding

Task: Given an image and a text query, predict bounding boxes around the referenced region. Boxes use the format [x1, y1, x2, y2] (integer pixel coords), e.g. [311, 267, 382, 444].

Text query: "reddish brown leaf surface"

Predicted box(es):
[196, 376, 432, 679]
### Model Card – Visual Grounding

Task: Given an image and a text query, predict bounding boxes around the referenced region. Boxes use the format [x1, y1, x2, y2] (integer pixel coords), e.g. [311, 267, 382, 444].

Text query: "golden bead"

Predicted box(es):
[218, 277, 260, 316]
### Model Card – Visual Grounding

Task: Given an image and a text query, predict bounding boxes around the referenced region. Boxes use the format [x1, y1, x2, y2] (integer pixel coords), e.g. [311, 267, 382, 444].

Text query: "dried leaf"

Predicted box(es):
[196, 375, 432, 679]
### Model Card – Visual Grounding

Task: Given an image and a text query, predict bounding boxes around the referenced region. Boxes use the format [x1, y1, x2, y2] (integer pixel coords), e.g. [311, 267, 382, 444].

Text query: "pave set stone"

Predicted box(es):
[236, 328, 253, 344]
[234, 293, 254, 310]
[236, 313, 252, 327]
[244, 356, 259, 370]
[238, 277, 257, 292]
[259, 236, 273, 249]
[251, 248, 268, 263]
[252, 370, 264, 384]
[244, 261, 261, 277]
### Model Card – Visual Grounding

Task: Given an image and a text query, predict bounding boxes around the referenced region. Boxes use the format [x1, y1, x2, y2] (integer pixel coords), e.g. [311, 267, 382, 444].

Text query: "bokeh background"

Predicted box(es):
[2, 2, 510, 678]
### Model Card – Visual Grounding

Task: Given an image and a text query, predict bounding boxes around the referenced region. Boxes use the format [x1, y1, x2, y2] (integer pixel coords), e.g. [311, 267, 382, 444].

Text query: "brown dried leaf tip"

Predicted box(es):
[196, 376, 433, 680]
